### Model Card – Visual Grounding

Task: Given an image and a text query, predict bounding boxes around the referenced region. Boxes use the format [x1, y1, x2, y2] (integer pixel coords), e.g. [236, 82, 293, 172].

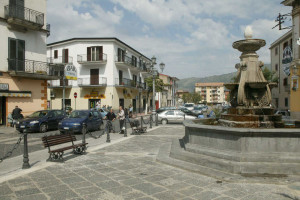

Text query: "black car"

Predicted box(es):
[180, 108, 198, 117]
[16, 110, 66, 133]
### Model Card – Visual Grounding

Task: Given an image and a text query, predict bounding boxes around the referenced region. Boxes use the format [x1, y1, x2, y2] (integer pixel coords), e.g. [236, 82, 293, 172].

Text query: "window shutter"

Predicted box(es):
[99, 46, 103, 61]
[87, 47, 91, 61]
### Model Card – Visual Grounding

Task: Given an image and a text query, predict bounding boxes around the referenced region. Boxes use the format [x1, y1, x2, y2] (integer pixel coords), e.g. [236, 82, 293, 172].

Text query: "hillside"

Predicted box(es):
[178, 64, 271, 92]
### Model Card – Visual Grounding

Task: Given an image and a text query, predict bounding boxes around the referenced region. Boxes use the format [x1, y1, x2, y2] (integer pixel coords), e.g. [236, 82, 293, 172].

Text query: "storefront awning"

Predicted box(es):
[84, 94, 106, 99]
[0, 91, 31, 97]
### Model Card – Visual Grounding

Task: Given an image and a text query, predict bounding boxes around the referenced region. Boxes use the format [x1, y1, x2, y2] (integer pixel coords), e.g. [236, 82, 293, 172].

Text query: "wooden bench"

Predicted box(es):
[41, 134, 88, 162]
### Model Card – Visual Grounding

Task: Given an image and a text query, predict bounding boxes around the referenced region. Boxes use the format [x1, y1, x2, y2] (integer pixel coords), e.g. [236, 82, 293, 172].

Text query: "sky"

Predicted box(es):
[47, 0, 292, 79]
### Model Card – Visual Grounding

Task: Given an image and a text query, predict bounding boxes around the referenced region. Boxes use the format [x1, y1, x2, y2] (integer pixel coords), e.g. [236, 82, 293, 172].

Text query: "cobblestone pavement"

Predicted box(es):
[0, 125, 298, 200]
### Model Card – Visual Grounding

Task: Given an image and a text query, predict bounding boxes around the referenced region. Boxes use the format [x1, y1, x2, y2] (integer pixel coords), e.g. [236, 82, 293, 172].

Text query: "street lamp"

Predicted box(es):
[146, 56, 165, 121]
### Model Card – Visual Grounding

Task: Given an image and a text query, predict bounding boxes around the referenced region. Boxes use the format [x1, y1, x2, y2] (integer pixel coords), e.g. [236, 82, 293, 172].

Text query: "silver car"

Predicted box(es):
[158, 110, 196, 125]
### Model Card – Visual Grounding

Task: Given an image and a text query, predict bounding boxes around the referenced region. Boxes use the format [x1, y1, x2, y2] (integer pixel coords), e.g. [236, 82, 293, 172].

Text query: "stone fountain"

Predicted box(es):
[220, 26, 282, 128]
[157, 27, 300, 179]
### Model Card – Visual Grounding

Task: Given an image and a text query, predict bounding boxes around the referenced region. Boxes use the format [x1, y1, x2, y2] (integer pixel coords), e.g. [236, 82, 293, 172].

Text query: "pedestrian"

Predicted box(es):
[104, 108, 116, 133]
[118, 106, 125, 134]
[124, 108, 129, 119]
[129, 104, 133, 118]
[96, 100, 101, 110]
[7, 113, 14, 127]
[12, 106, 22, 120]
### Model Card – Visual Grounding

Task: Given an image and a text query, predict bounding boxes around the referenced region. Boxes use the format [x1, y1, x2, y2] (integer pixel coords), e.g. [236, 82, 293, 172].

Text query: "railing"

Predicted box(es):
[4, 4, 44, 26]
[8, 58, 62, 76]
[78, 77, 107, 86]
[139, 61, 148, 71]
[115, 55, 136, 67]
[48, 80, 74, 87]
[47, 56, 73, 64]
[115, 78, 137, 87]
[77, 53, 107, 63]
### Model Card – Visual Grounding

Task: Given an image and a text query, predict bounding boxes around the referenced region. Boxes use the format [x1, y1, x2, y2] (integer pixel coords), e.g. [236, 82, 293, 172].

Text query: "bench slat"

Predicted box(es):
[50, 143, 88, 153]
[42, 134, 76, 147]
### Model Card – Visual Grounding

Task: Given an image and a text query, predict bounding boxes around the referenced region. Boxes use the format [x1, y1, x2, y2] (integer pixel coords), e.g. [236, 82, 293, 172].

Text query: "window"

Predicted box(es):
[133, 75, 137, 86]
[283, 78, 288, 86]
[132, 56, 137, 67]
[87, 46, 103, 61]
[117, 48, 125, 62]
[275, 64, 278, 71]
[275, 47, 278, 55]
[290, 38, 293, 51]
[283, 41, 288, 50]
[285, 98, 288, 107]
[54, 50, 58, 59]
[8, 38, 25, 71]
[62, 49, 69, 63]
[165, 111, 174, 115]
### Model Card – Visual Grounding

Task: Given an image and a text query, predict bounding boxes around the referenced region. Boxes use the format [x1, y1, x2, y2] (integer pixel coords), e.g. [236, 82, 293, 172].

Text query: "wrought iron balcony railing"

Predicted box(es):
[47, 56, 73, 64]
[115, 78, 137, 87]
[48, 80, 74, 87]
[77, 53, 107, 63]
[8, 58, 62, 76]
[78, 77, 107, 86]
[4, 4, 44, 27]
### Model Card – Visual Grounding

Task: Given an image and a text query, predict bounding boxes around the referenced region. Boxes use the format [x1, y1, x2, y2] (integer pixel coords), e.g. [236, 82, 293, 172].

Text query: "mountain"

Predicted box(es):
[177, 64, 271, 92]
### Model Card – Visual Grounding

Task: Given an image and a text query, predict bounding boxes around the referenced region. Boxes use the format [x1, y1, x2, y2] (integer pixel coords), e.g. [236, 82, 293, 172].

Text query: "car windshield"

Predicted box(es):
[28, 111, 48, 118]
[69, 111, 89, 118]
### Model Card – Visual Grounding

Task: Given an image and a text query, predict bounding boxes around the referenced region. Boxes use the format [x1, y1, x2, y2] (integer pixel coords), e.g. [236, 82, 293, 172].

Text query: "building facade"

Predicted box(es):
[157, 74, 179, 108]
[282, 0, 300, 119]
[47, 38, 152, 112]
[269, 30, 292, 111]
[0, 0, 60, 125]
[195, 82, 225, 104]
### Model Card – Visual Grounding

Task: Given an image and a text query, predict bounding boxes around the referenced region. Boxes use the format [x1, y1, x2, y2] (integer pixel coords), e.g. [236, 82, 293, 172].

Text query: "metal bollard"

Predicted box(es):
[22, 133, 30, 169]
[82, 128, 86, 146]
[150, 114, 152, 128]
[155, 113, 158, 126]
[106, 122, 111, 143]
[141, 116, 143, 129]
[124, 119, 127, 137]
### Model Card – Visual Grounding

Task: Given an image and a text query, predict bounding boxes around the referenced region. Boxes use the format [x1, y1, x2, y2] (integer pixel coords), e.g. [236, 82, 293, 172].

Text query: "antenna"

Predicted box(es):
[272, 13, 292, 30]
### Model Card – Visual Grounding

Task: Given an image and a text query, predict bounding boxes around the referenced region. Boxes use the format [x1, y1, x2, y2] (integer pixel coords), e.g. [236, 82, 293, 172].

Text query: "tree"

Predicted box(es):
[145, 76, 164, 93]
[262, 67, 278, 83]
[182, 92, 202, 104]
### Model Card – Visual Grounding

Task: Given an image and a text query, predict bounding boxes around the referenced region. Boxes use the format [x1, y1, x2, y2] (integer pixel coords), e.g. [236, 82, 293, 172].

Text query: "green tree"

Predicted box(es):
[182, 92, 202, 104]
[145, 76, 164, 93]
[262, 67, 278, 83]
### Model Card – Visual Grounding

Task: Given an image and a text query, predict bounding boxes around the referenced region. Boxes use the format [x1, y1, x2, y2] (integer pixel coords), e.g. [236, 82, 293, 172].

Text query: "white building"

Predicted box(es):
[157, 74, 179, 108]
[269, 30, 292, 111]
[47, 38, 152, 112]
[0, 0, 60, 125]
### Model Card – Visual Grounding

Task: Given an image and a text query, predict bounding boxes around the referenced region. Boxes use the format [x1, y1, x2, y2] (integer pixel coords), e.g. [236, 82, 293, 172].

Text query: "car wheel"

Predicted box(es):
[40, 123, 47, 133]
[81, 125, 87, 135]
[162, 119, 168, 125]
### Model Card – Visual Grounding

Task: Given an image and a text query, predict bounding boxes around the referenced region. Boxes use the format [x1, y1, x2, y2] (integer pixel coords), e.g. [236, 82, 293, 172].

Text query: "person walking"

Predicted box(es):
[12, 106, 22, 120]
[129, 104, 133, 118]
[118, 106, 125, 134]
[104, 108, 116, 133]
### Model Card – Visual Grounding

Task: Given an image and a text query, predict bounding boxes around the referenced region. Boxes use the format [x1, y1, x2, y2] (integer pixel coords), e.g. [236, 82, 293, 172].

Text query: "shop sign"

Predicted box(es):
[65, 65, 77, 80]
[0, 83, 9, 90]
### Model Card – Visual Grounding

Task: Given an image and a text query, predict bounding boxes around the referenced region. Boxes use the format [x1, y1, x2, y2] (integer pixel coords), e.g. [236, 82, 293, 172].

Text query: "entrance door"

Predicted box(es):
[0, 97, 6, 125]
[133, 99, 136, 113]
[89, 99, 100, 109]
[143, 98, 146, 111]
[90, 69, 99, 85]
[119, 99, 124, 109]
[119, 70, 123, 85]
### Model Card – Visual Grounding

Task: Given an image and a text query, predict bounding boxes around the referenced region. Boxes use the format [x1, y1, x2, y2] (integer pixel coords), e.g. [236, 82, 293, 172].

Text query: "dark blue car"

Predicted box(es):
[16, 110, 66, 133]
[58, 110, 103, 134]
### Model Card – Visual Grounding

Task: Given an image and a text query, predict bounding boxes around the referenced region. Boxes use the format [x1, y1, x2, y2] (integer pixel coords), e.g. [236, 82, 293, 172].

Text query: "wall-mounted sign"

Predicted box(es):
[292, 75, 299, 89]
[65, 65, 77, 80]
[0, 83, 9, 90]
[282, 46, 293, 76]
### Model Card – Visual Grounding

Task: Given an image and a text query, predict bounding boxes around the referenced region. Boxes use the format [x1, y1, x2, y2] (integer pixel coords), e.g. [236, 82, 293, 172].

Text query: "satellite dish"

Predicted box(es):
[297, 38, 300, 45]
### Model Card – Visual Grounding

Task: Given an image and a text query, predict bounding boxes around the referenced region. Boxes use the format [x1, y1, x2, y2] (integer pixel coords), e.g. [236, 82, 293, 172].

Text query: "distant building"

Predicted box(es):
[194, 82, 225, 104]
[176, 90, 189, 99]
[269, 30, 292, 111]
[157, 74, 179, 108]
[0, 0, 62, 125]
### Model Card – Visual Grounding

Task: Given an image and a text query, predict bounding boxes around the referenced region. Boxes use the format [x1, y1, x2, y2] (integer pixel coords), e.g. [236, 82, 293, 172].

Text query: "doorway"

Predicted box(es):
[119, 70, 123, 85]
[143, 98, 146, 112]
[90, 69, 99, 85]
[89, 99, 101, 109]
[119, 98, 124, 109]
[0, 97, 6, 125]
[133, 99, 136, 113]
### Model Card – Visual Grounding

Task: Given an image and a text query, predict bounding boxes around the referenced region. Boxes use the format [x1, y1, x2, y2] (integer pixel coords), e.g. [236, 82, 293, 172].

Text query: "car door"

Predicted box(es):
[55, 110, 65, 128]
[165, 111, 176, 123]
[175, 111, 185, 123]
[47, 111, 57, 129]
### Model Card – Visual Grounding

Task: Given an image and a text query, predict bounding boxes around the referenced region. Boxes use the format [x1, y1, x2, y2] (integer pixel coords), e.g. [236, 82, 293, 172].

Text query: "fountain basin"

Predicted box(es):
[171, 120, 300, 176]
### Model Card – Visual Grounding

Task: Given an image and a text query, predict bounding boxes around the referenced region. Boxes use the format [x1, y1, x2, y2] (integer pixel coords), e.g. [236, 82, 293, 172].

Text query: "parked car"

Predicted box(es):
[156, 106, 177, 113]
[158, 110, 196, 125]
[275, 110, 290, 120]
[184, 103, 195, 111]
[16, 110, 66, 133]
[193, 106, 204, 115]
[180, 107, 198, 117]
[58, 110, 103, 134]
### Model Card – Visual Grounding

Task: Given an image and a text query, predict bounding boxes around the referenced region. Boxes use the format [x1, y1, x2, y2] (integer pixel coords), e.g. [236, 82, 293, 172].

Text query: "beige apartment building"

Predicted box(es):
[269, 30, 292, 111]
[157, 73, 179, 108]
[195, 82, 225, 104]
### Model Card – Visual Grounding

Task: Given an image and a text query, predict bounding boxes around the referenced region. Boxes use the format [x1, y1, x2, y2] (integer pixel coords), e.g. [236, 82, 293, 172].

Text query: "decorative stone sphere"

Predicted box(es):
[244, 26, 253, 39]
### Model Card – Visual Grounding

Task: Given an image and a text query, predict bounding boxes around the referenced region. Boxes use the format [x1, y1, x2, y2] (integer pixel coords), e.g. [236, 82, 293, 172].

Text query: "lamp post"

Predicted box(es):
[146, 57, 165, 123]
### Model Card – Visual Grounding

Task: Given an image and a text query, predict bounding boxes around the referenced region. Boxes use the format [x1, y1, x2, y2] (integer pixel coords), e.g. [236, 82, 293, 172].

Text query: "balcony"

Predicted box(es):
[8, 58, 63, 80]
[115, 56, 146, 72]
[115, 78, 138, 88]
[47, 56, 73, 65]
[77, 53, 107, 65]
[48, 79, 74, 88]
[78, 77, 107, 87]
[4, 4, 44, 31]
[137, 81, 147, 90]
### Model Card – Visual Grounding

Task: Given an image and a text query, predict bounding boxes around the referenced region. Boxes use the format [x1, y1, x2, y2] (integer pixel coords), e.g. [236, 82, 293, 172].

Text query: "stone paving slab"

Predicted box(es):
[0, 125, 299, 199]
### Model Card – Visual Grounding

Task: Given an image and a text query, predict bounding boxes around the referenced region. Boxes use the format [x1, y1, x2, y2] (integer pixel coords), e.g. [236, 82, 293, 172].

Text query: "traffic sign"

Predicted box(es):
[74, 92, 77, 98]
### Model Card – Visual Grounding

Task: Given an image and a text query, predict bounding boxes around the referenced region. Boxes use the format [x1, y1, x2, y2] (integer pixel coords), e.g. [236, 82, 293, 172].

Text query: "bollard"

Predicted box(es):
[150, 113, 152, 128]
[124, 119, 127, 137]
[22, 133, 30, 169]
[82, 127, 86, 147]
[106, 121, 111, 143]
[155, 113, 158, 126]
[141, 116, 143, 130]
